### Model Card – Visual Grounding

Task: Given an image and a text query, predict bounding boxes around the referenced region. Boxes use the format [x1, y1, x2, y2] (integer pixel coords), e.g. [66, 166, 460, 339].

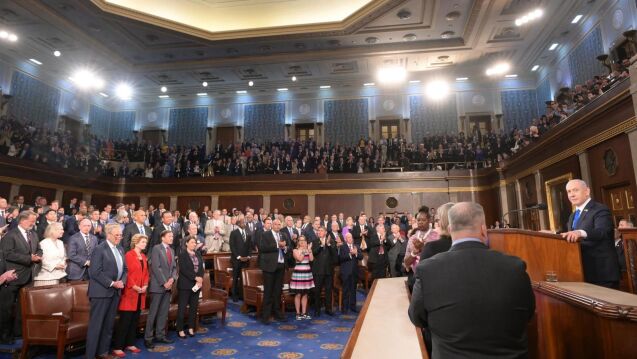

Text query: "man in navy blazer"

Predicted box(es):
[62, 210, 85, 243]
[86, 223, 127, 359]
[339, 233, 362, 314]
[66, 218, 98, 281]
[561, 179, 620, 288]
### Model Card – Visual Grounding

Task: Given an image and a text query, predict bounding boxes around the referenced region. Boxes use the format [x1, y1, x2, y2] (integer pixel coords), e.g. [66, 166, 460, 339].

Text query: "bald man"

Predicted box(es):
[122, 210, 152, 251]
[561, 179, 620, 288]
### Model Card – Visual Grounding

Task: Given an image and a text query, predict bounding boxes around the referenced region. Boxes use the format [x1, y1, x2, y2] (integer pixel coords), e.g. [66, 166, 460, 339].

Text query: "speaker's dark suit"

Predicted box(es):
[338, 243, 362, 312]
[0, 227, 42, 340]
[258, 230, 288, 321]
[367, 233, 390, 280]
[122, 222, 152, 252]
[567, 200, 620, 286]
[409, 241, 535, 359]
[86, 240, 128, 358]
[229, 228, 252, 300]
[311, 236, 337, 314]
[351, 223, 374, 247]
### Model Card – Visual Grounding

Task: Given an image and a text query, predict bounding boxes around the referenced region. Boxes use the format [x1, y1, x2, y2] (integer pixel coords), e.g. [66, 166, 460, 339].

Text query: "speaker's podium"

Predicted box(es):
[489, 229, 637, 359]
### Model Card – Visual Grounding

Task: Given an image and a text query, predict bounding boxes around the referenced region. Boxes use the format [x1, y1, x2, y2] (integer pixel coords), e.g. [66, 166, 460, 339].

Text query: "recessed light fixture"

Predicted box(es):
[277, 88, 288, 92]
[99, 92, 109, 98]
[7, 34, 17, 42]
[456, 77, 469, 81]
[409, 80, 421, 83]
[571, 15, 583, 24]
[160, 86, 167, 93]
[515, 8, 543, 27]
[158, 95, 169, 98]
[425, 80, 450, 100]
[248, 81, 254, 87]
[196, 93, 208, 96]
[53, 50, 61, 57]
[504, 74, 518, 78]
[115, 83, 133, 100]
[549, 43, 558, 51]
[291, 76, 297, 82]
[363, 82, 375, 86]
[70, 69, 104, 90]
[531, 65, 539, 72]
[485, 63, 511, 76]
[236, 90, 247, 94]
[377, 66, 407, 84]
[202, 81, 208, 87]
[29, 58, 42, 65]
[320, 85, 331, 89]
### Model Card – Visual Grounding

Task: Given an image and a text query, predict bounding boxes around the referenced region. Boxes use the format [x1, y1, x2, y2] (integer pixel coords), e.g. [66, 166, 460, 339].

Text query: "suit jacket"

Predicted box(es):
[258, 230, 288, 273]
[338, 243, 362, 278]
[63, 216, 81, 242]
[409, 241, 535, 359]
[148, 243, 178, 293]
[122, 222, 152, 252]
[281, 226, 299, 244]
[119, 250, 149, 311]
[88, 241, 128, 298]
[351, 223, 374, 246]
[311, 237, 337, 275]
[0, 227, 42, 286]
[328, 231, 344, 245]
[229, 228, 252, 265]
[421, 235, 452, 261]
[303, 227, 319, 243]
[616, 239, 626, 272]
[150, 222, 182, 254]
[89, 220, 106, 243]
[387, 233, 408, 261]
[567, 200, 620, 283]
[66, 231, 99, 280]
[177, 250, 204, 291]
[367, 233, 390, 264]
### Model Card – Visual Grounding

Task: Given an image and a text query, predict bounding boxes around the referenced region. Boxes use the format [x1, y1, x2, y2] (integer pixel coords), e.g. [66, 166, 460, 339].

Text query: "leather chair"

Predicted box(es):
[241, 268, 285, 316]
[197, 271, 228, 328]
[20, 282, 89, 359]
[213, 255, 233, 294]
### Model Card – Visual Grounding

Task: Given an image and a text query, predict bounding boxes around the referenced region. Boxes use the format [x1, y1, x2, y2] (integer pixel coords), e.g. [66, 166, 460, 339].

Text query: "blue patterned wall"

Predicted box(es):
[109, 111, 135, 141]
[324, 99, 369, 145]
[168, 107, 208, 146]
[501, 89, 539, 131]
[89, 105, 111, 139]
[8, 71, 60, 130]
[409, 95, 458, 142]
[568, 26, 606, 86]
[243, 103, 285, 143]
[535, 77, 552, 116]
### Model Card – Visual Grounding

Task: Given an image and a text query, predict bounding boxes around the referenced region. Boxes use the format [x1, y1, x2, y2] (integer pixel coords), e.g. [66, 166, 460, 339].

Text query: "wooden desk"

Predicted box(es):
[342, 277, 427, 359]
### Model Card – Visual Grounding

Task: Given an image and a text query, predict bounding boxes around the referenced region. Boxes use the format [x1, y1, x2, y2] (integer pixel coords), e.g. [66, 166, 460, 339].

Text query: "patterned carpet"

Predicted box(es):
[0, 292, 366, 359]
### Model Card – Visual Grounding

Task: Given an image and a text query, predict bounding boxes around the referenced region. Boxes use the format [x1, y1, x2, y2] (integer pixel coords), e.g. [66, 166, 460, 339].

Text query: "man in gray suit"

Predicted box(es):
[67, 218, 98, 281]
[145, 229, 177, 349]
[387, 224, 407, 277]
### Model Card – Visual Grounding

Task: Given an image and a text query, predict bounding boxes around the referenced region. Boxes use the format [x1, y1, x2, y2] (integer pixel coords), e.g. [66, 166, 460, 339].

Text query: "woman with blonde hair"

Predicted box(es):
[33, 222, 67, 286]
[289, 236, 314, 320]
[421, 202, 454, 260]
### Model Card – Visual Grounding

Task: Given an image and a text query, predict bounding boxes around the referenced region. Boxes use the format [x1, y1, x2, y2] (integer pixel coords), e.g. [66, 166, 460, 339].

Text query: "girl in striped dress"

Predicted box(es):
[290, 236, 315, 320]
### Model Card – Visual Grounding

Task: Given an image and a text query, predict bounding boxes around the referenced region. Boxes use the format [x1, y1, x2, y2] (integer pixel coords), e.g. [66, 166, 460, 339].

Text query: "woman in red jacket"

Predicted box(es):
[112, 234, 149, 357]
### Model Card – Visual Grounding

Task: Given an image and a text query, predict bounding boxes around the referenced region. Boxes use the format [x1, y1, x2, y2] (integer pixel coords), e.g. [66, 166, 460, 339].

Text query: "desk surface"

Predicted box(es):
[345, 277, 426, 359]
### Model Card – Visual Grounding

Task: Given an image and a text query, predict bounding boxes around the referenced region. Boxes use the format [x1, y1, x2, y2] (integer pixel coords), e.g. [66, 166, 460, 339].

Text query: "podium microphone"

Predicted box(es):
[501, 203, 547, 227]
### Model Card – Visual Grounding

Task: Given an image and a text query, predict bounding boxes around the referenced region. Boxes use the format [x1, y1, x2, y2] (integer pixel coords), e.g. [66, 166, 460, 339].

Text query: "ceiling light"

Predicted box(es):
[277, 88, 288, 92]
[0, 31, 7, 39]
[485, 63, 511, 76]
[320, 85, 331, 89]
[53, 50, 61, 57]
[456, 77, 469, 81]
[571, 15, 583, 24]
[504, 74, 518, 78]
[425, 80, 450, 100]
[29, 59, 42, 65]
[409, 80, 421, 83]
[291, 76, 297, 82]
[202, 81, 208, 87]
[377, 66, 407, 84]
[160, 86, 167, 93]
[248, 81, 254, 87]
[531, 65, 539, 72]
[7, 34, 17, 42]
[236, 90, 247, 94]
[99, 92, 109, 98]
[515, 8, 543, 26]
[364, 82, 375, 86]
[196, 93, 208, 96]
[115, 83, 133, 100]
[70, 69, 104, 90]
[549, 43, 558, 51]
[158, 95, 169, 98]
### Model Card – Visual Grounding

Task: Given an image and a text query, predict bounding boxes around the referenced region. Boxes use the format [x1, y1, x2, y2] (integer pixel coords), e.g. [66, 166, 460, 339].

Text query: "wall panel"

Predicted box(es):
[177, 196, 211, 214]
[0, 182, 11, 200]
[148, 196, 171, 209]
[315, 194, 364, 217]
[62, 191, 83, 209]
[270, 195, 308, 216]
[587, 133, 636, 208]
[218, 195, 263, 212]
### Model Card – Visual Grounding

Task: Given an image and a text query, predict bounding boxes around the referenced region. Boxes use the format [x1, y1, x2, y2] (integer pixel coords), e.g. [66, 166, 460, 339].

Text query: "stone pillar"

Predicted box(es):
[515, 180, 525, 229]
[263, 195, 271, 213]
[497, 169, 508, 224]
[139, 196, 149, 209]
[578, 151, 592, 186]
[9, 184, 20, 201]
[169, 196, 178, 212]
[363, 194, 372, 216]
[211, 195, 219, 210]
[206, 127, 215, 155]
[534, 171, 547, 230]
[55, 189, 64, 204]
[308, 195, 316, 218]
[458, 115, 466, 133]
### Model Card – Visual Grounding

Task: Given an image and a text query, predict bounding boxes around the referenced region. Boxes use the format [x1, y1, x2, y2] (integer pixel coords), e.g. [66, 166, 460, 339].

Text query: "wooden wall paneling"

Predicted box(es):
[177, 196, 212, 214]
[122, 196, 140, 207]
[61, 191, 83, 208]
[0, 182, 12, 199]
[18, 185, 56, 207]
[90, 194, 121, 211]
[475, 187, 500, 227]
[218, 195, 263, 213]
[519, 174, 538, 207]
[148, 196, 171, 209]
[540, 156, 581, 231]
[316, 194, 364, 217]
[506, 182, 519, 227]
[270, 195, 308, 216]
[371, 193, 416, 216]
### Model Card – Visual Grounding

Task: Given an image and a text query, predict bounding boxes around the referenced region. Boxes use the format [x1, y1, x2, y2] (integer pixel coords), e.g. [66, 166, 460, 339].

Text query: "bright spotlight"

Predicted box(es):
[291, 76, 297, 82]
[202, 81, 208, 87]
[8, 34, 17, 42]
[53, 50, 61, 57]
[115, 83, 133, 100]
[160, 86, 167, 93]
[248, 81, 254, 87]
[0, 31, 7, 39]
[425, 80, 450, 100]
[377, 66, 407, 84]
[486, 63, 511, 76]
[70, 69, 104, 90]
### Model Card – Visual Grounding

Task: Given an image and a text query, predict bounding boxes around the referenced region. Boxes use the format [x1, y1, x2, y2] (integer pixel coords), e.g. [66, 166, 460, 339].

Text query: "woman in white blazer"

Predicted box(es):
[34, 222, 67, 286]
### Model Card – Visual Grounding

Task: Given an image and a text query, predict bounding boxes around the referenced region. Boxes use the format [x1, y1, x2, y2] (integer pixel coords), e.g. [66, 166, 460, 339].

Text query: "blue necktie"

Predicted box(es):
[112, 246, 123, 280]
[572, 209, 581, 229]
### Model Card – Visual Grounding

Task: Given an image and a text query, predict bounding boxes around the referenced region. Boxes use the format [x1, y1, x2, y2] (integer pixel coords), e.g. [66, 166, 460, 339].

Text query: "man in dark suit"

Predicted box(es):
[0, 210, 41, 344]
[311, 227, 337, 317]
[86, 223, 127, 359]
[615, 219, 633, 273]
[328, 221, 343, 246]
[0, 197, 9, 227]
[89, 209, 105, 244]
[281, 216, 300, 246]
[409, 202, 535, 359]
[258, 218, 288, 324]
[150, 211, 182, 256]
[63, 210, 86, 243]
[367, 224, 390, 281]
[67, 218, 99, 281]
[561, 179, 621, 288]
[122, 210, 152, 252]
[339, 232, 362, 314]
[229, 216, 252, 302]
[303, 219, 320, 244]
[145, 230, 177, 349]
[37, 209, 59, 240]
[351, 213, 374, 248]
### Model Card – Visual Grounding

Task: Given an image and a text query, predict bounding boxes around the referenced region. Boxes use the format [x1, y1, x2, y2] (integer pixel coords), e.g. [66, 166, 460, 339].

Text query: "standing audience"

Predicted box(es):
[33, 222, 67, 286]
[176, 235, 204, 338]
[290, 236, 315, 320]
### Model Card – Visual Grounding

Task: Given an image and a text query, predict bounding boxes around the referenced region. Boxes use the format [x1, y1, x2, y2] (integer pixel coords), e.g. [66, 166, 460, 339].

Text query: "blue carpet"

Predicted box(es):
[0, 292, 366, 358]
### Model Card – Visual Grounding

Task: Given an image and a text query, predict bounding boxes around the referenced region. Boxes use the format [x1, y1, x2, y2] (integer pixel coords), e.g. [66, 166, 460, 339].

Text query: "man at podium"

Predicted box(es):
[560, 179, 620, 289]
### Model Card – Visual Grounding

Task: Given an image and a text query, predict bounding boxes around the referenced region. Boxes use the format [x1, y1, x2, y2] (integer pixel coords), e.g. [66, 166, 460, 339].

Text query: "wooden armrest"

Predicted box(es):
[209, 288, 228, 301]
[73, 306, 90, 313]
[26, 313, 70, 322]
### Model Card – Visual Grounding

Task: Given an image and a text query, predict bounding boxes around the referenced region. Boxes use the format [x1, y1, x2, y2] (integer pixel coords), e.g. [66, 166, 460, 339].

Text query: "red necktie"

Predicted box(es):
[166, 246, 172, 266]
